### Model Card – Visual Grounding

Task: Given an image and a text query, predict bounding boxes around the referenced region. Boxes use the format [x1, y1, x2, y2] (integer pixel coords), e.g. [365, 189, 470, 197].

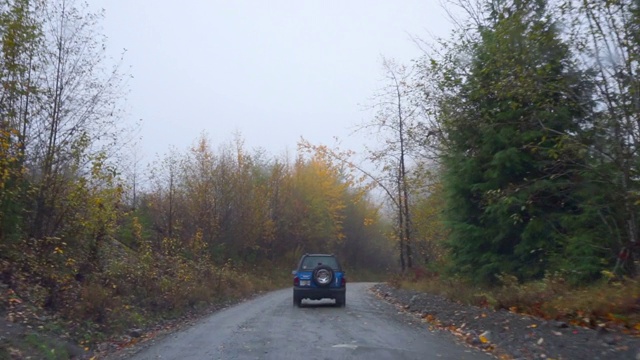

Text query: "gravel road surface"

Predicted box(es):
[122, 283, 489, 360]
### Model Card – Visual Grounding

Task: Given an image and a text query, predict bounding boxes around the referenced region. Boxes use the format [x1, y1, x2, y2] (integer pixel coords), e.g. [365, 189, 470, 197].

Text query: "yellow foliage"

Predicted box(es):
[292, 152, 349, 243]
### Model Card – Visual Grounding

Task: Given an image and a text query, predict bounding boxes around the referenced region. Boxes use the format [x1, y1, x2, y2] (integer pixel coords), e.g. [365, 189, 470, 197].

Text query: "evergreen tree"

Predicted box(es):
[441, 0, 603, 283]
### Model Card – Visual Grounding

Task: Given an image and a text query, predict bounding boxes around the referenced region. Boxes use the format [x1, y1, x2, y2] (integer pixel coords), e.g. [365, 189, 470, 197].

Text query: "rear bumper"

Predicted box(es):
[293, 287, 345, 300]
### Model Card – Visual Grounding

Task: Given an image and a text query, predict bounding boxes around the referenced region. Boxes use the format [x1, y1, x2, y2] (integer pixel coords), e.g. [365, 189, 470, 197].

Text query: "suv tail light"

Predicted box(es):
[341, 277, 346, 287]
[294, 276, 300, 286]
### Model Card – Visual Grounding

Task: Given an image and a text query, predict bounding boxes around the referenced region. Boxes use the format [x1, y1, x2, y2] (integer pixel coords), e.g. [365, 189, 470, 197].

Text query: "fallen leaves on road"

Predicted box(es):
[479, 333, 489, 344]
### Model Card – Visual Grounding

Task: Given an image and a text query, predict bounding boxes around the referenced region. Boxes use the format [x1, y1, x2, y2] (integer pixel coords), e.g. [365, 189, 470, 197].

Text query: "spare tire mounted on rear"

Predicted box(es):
[312, 265, 334, 287]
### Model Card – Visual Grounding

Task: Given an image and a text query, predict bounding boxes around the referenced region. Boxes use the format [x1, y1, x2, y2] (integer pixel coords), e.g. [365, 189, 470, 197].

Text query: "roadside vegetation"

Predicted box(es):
[378, 0, 640, 336]
[394, 270, 640, 335]
[0, 0, 393, 356]
[2, 0, 640, 358]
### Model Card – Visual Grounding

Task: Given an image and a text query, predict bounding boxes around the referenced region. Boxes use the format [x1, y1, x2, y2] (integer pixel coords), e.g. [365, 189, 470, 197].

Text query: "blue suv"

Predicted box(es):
[292, 253, 346, 307]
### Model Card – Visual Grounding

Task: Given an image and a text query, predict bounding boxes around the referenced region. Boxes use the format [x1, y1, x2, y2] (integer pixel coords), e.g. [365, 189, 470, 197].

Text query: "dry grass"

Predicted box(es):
[2, 242, 296, 349]
[397, 270, 640, 332]
[347, 269, 388, 282]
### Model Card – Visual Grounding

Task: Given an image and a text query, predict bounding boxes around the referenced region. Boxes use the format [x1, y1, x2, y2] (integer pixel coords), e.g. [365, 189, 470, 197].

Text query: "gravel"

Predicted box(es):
[372, 283, 640, 360]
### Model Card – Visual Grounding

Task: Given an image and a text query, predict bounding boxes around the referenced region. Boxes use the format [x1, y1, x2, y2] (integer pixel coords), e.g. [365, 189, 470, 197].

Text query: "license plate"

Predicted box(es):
[300, 280, 310, 286]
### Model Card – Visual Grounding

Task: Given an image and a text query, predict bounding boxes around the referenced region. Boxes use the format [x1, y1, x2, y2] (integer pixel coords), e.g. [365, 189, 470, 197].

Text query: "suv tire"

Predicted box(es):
[312, 265, 334, 288]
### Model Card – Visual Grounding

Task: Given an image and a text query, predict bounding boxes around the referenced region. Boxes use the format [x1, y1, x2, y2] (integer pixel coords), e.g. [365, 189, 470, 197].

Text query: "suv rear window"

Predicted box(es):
[300, 256, 340, 271]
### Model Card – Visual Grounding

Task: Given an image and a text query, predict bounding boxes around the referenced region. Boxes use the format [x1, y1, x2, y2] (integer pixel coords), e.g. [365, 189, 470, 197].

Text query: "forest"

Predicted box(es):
[1, 0, 640, 349]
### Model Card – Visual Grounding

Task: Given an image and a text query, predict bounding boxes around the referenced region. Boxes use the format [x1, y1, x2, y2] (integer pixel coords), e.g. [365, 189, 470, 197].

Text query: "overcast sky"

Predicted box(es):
[87, 1, 455, 161]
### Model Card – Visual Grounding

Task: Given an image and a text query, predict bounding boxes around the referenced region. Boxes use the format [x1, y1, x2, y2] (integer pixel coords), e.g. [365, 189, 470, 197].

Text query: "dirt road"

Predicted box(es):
[122, 283, 488, 360]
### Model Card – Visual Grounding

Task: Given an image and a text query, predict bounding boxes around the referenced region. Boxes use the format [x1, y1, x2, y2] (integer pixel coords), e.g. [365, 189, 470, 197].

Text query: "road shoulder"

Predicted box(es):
[372, 283, 640, 360]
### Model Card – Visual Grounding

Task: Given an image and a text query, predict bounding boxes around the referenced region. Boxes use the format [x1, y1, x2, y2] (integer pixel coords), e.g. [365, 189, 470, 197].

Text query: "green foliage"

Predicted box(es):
[438, 0, 607, 284]
[24, 333, 69, 360]
[0, 0, 39, 247]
